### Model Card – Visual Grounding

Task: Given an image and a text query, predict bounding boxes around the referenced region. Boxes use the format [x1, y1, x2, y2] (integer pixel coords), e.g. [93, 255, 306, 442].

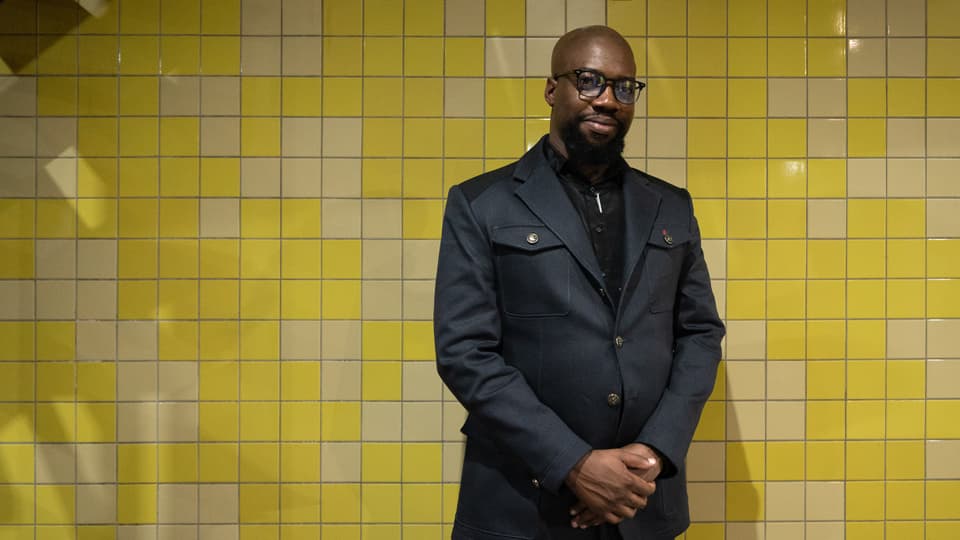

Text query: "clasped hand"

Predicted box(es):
[564, 443, 662, 529]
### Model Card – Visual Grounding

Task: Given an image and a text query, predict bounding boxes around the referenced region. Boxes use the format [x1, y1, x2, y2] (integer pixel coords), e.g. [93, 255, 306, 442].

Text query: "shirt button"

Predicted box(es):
[607, 393, 622, 407]
[599, 288, 606, 297]
[594, 225, 604, 233]
[615, 336, 624, 348]
[531, 478, 540, 488]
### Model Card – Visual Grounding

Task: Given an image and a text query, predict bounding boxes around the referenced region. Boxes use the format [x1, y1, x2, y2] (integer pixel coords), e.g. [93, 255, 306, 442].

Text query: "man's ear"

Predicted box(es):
[544, 77, 556, 107]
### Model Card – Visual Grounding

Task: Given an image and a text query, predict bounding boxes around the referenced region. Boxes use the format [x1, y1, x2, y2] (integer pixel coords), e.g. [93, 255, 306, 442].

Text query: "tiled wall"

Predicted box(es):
[0, 0, 958, 538]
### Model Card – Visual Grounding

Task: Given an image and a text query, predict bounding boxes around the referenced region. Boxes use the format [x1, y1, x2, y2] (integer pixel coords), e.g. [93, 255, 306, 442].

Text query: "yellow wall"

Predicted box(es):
[0, 0, 958, 538]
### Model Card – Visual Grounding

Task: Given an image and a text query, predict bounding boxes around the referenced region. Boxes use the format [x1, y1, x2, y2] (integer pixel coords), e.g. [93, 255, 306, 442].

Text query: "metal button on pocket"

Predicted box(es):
[607, 393, 621, 407]
[526, 232, 539, 245]
[531, 478, 540, 488]
[615, 336, 624, 348]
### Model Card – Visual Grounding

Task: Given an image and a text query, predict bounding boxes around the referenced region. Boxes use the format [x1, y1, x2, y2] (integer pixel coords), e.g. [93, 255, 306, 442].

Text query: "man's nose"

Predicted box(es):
[591, 84, 619, 111]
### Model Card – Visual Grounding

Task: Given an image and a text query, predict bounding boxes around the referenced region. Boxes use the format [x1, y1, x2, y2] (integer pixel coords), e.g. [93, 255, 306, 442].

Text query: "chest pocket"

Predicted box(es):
[645, 224, 690, 313]
[491, 225, 570, 317]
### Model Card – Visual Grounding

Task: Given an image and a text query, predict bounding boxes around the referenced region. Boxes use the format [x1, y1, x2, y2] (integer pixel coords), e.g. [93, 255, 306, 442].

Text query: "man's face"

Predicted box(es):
[545, 36, 636, 164]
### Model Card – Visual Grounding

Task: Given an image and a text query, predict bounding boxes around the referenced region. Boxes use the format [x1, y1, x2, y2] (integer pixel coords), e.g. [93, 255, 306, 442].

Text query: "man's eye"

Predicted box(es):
[579, 74, 602, 87]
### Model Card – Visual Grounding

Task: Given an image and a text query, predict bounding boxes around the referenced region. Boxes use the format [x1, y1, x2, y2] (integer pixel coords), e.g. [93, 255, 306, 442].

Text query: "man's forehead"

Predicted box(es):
[553, 35, 636, 75]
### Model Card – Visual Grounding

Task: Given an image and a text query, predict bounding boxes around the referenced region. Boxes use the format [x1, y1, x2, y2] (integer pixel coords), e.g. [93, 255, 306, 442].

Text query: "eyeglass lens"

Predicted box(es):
[576, 71, 638, 104]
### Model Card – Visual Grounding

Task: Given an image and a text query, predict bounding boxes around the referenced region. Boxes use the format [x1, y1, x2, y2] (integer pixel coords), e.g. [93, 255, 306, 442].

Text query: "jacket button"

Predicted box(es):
[531, 478, 540, 488]
[607, 393, 621, 407]
[526, 232, 539, 244]
[615, 336, 624, 348]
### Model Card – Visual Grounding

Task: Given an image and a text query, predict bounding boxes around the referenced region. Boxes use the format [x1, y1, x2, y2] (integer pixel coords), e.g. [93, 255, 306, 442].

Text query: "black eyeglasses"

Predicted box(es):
[552, 68, 646, 105]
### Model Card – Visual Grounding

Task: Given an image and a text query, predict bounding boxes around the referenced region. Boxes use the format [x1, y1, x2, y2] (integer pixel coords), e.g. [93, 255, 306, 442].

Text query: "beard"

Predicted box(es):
[560, 116, 627, 166]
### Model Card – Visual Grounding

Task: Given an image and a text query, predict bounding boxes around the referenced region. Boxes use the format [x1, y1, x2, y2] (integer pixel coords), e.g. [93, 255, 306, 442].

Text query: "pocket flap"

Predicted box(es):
[647, 224, 690, 248]
[491, 225, 564, 251]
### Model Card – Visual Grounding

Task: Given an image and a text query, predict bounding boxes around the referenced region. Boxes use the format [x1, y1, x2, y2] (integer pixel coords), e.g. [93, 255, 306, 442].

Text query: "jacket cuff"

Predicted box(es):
[539, 438, 592, 494]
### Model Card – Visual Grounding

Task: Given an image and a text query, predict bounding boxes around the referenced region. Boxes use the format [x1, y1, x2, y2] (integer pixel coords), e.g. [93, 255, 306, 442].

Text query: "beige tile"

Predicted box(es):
[927, 359, 960, 399]
[158, 403, 194, 441]
[887, 319, 925, 358]
[118, 402, 158, 441]
[807, 199, 846, 238]
[361, 280, 402, 319]
[726, 401, 765, 440]
[77, 320, 117, 361]
[362, 239, 402, 279]
[766, 522, 803, 540]
[847, 38, 886, 76]
[766, 401, 805, 440]
[566, 0, 604, 29]
[37, 443, 75, 484]
[927, 440, 960, 479]
[927, 199, 960, 237]
[403, 280, 434, 320]
[808, 79, 845, 117]
[199, 525, 238, 540]
[485, 38, 525, 77]
[118, 525, 157, 540]
[887, 38, 925, 76]
[118, 321, 158, 361]
[929, 159, 960, 196]
[158, 484, 198, 523]
[159, 526, 196, 540]
[646, 159, 685, 188]
[725, 320, 766, 360]
[242, 0, 281, 34]
[847, 0, 885, 36]
[77, 484, 116, 524]
[887, 158, 925, 197]
[77, 281, 118, 320]
[200, 77, 240, 115]
[688, 482, 725, 521]
[525, 37, 556, 77]
[725, 361, 765, 400]
[160, 77, 200, 116]
[199, 484, 238, 523]
[403, 402, 442, 441]
[646, 119, 686, 158]
[241, 157, 281, 197]
[362, 199, 402, 239]
[805, 522, 844, 540]
[701, 240, 726, 280]
[0, 118, 33, 157]
[321, 158, 360, 198]
[320, 442, 360, 482]
[37, 117, 73, 158]
[807, 119, 846, 157]
[77, 239, 116, 279]
[38, 156, 77, 197]
[443, 441, 465, 482]
[765, 482, 804, 521]
[887, 118, 925, 158]
[281, 158, 322, 197]
[241, 37, 280, 76]
[281, 0, 322, 35]
[928, 119, 960, 157]
[279, 320, 322, 360]
[686, 441, 725, 482]
[0, 280, 34, 320]
[767, 361, 806, 399]
[77, 443, 116, 483]
[36, 280, 75, 320]
[887, 0, 925, 36]
[623, 123, 646, 159]
[805, 481, 844, 520]
[847, 158, 885, 197]
[282, 37, 323, 75]
[402, 240, 440, 280]
[321, 360, 360, 400]
[200, 117, 240, 156]
[445, 0, 483, 35]
[36, 240, 77, 281]
[442, 401, 467, 441]
[159, 362, 198, 401]
[200, 199, 240, 238]
[0, 158, 36, 197]
[0, 76, 36, 116]
[321, 320, 361, 360]
[444, 78, 484, 117]
[402, 362, 443, 401]
[282, 118, 323, 157]
[361, 401, 402, 440]
[321, 198, 361, 238]
[726, 523, 762, 540]
[526, 0, 564, 36]
[321, 118, 361, 157]
[768, 78, 807, 117]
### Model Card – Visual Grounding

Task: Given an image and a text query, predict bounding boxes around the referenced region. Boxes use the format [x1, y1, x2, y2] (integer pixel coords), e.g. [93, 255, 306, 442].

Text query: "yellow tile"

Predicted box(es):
[727, 240, 765, 279]
[198, 403, 239, 442]
[687, 160, 726, 198]
[485, 0, 524, 35]
[767, 38, 806, 76]
[198, 281, 239, 320]
[444, 118, 483, 158]
[806, 320, 844, 359]
[766, 280, 805, 319]
[847, 399, 885, 439]
[322, 280, 361, 319]
[484, 118, 524, 159]
[362, 159, 402, 198]
[727, 160, 766, 197]
[693, 199, 725, 238]
[321, 77, 362, 116]
[928, 79, 960, 117]
[200, 36, 240, 75]
[688, 0, 726, 35]
[321, 402, 360, 441]
[928, 38, 960, 76]
[77, 363, 115, 401]
[0, 445, 34, 482]
[158, 239, 198, 278]
[887, 279, 925, 318]
[402, 200, 443, 240]
[404, 38, 443, 76]
[929, 239, 960, 277]
[928, 400, 960, 438]
[848, 118, 886, 157]
[402, 321, 435, 361]
[806, 400, 844, 439]
[808, 38, 845, 76]
[240, 280, 279, 319]
[886, 522, 925, 540]
[363, 443, 401, 483]
[37, 363, 74, 402]
[240, 484, 280, 524]
[0, 403, 34, 442]
[888, 78, 925, 117]
[848, 239, 884, 278]
[118, 444, 158, 483]
[688, 80, 726, 118]
[929, 0, 960, 36]
[725, 481, 764, 521]
[847, 78, 885, 117]
[361, 362, 401, 401]
[280, 484, 322, 523]
[117, 199, 157, 239]
[887, 360, 924, 399]
[318, 484, 360, 524]
[885, 480, 924, 520]
[37, 485, 75, 525]
[485, 78, 524, 118]
[279, 280, 320, 320]
[444, 38, 484, 77]
[160, 117, 199, 156]
[36, 322, 76, 361]
[607, 0, 647, 36]
[767, 118, 806, 158]
[766, 441, 803, 481]
[158, 320, 198, 360]
[766, 200, 805, 239]
[807, 158, 845, 198]
[886, 440, 924, 480]
[119, 77, 158, 116]
[78, 77, 118, 116]
[728, 0, 765, 35]
[405, 78, 443, 117]
[405, 118, 443, 157]
[279, 240, 321, 280]
[280, 402, 321, 440]
[726, 441, 764, 481]
[364, 0, 402, 34]
[119, 36, 159, 75]
[200, 239, 239, 279]
[926, 481, 960, 519]
[929, 279, 960, 318]
[687, 120, 726, 159]
[362, 119, 403, 158]
[648, 38, 686, 77]
[887, 199, 924, 238]
[120, 0, 158, 32]
[688, 38, 727, 76]
[161, 36, 201, 75]
[0, 364, 33, 402]
[847, 279, 884, 318]
[78, 36, 118, 75]
[322, 37, 362, 77]
[403, 443, 442, 482]
[647, 78, 686, 117]
[241, 77, 280, 116]
[728, 39, 766, 77]
[806, 360, 843, 400]
[768, 0, 805, 35]
[321, 240, 361, 279]
[117, 279, 157, 319]
[648, 0, 686, 35]
[37, 76, 77, 116]
[362, 321, 402, 360]
[160, 0, 199, 32]
[78, 118, 118, 157]
[727, 119, 765, 158]
[158, 443, 197, 483]
[887, 399, 924, 439]
[240, 117, 280, 157]
[725, 280, 765, 319]
[403, 160, 443, 198]
[199, 362, 237, 401]
[118, 158, 159, 197]
[283, 78, 323, 116]
[846, 481, 884, 521]
[279, 443, 320, 483]
[363, 79, 402, 117]
[361, 484, 401, 523]
[198, 321, 239, 361]
[846, 440, 884, 480]
[767, 240, 806, 279]
[117, 484, 156, 524]
[201, 0, 239, 33]
[807, 239, 845, 278]
[807, 280, 845, 319]
[239, 402, 280, 442]
[402, 484, 442, 522]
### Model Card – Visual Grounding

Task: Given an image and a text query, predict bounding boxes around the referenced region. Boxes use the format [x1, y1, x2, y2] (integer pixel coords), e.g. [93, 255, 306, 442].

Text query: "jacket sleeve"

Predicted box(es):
[636, 191, 725, 478]
[434, 185, 592, 493]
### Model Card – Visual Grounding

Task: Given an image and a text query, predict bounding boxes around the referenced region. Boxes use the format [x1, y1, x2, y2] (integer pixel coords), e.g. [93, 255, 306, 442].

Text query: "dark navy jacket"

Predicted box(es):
[434, 137, 725, 539]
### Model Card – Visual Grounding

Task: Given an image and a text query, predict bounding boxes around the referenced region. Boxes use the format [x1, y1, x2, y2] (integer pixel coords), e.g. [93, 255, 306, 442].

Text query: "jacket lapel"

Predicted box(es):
[513, 146, 605, 287]
[620, 169, 662, 294]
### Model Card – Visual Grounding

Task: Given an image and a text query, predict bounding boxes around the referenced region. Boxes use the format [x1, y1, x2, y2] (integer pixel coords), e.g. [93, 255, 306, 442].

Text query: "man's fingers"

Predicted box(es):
[620, 450, 658, 471]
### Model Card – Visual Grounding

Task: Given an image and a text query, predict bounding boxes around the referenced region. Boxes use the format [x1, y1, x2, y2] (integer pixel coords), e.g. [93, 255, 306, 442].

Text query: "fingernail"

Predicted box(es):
[648, 457, 656, 464]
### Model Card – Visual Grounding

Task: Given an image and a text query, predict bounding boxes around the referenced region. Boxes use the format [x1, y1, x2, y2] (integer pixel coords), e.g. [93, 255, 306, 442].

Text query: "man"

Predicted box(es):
[434, 25, 724, 540]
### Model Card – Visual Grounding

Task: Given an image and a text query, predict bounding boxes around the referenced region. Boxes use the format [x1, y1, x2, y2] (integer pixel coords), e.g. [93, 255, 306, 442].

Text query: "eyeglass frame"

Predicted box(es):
[551, 68, 646, 105]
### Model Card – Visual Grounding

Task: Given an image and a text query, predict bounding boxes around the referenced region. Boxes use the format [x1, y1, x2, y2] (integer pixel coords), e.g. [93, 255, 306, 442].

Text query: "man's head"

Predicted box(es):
[544, 26, 638, 166]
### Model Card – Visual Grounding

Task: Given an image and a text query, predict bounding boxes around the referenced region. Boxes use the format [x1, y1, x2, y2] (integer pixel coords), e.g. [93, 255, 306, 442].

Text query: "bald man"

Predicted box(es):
[434, 26, 724, 540]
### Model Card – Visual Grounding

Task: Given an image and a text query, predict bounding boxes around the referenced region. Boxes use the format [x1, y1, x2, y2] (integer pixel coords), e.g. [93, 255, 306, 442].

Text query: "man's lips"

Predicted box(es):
[581, 116, 621, 135]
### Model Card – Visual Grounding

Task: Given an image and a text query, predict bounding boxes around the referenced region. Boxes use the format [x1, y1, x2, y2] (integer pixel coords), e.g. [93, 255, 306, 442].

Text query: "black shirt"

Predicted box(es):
[544, 142, 627, 307]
